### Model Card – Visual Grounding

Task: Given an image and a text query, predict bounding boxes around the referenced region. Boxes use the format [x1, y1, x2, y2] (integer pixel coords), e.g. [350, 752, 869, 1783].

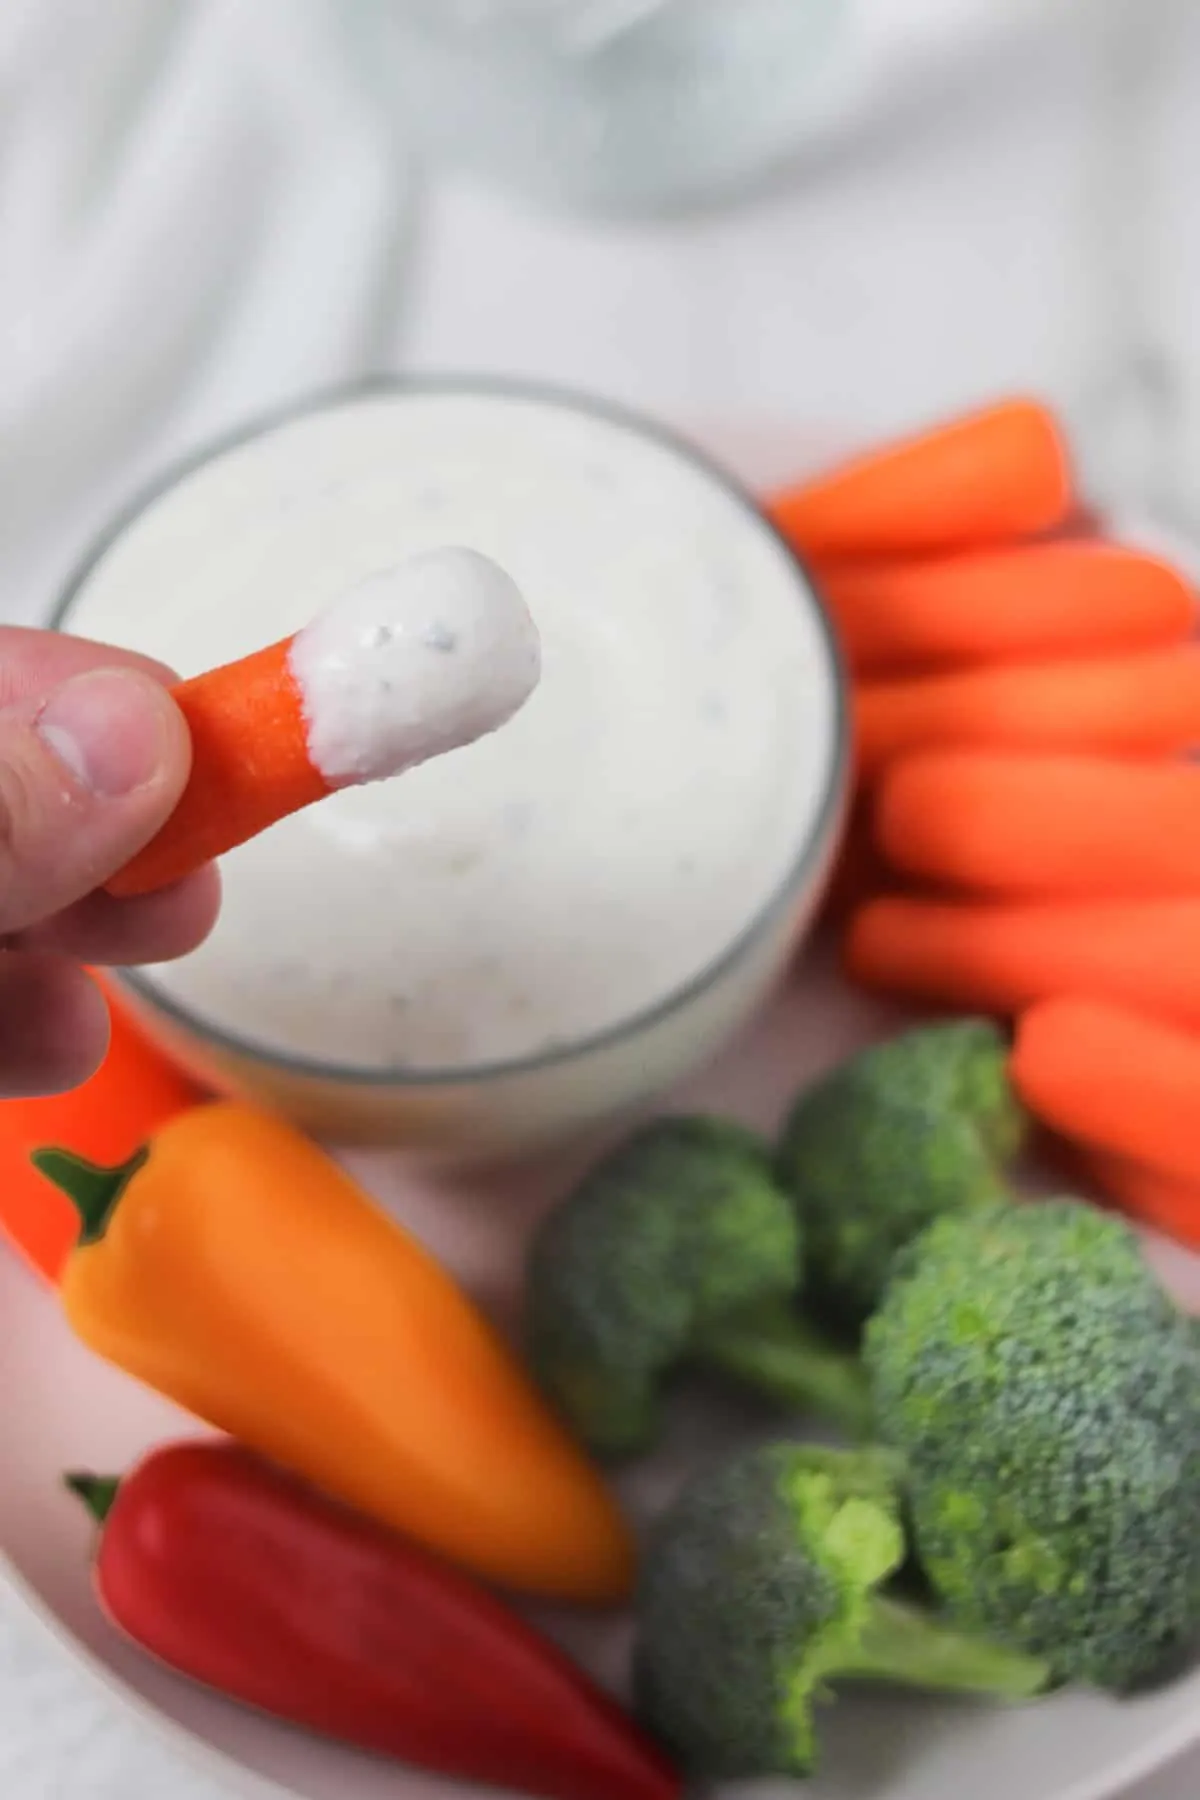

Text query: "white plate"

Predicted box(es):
[5, 950, 1200, 1800]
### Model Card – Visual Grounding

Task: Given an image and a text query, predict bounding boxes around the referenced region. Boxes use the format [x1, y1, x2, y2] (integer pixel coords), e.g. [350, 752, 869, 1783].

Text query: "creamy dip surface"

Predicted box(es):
[65, 389, 840, 1071]
[288, 547, 542, 787]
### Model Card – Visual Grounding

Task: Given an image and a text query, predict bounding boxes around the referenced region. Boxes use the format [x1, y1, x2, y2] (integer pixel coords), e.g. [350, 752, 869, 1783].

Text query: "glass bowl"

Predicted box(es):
[53, 379, 849, 1159]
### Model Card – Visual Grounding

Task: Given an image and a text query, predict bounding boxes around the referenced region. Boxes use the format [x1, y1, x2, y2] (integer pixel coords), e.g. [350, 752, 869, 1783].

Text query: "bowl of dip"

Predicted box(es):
[56, 379, 848, 1157]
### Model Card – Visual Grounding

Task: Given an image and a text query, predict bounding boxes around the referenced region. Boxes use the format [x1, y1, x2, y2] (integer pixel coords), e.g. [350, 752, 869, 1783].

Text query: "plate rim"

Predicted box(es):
[3, 1538, 1199, 1800]
[0, 1549, 287, 1800]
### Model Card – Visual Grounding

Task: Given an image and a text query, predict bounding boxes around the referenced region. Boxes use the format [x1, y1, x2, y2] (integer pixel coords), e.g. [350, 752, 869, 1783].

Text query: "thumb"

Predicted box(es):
[0, 667, 192, 935]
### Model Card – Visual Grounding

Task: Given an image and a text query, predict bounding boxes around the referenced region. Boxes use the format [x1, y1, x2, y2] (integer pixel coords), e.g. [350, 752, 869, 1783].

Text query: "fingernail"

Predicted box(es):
[37, 670, 170, 798]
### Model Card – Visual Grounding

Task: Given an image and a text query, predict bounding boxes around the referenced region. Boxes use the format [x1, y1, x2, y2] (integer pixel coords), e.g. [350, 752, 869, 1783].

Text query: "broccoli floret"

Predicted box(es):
[865, 1199, 1200, 1690]
[777, 1020, 1027, 1325]
[524, 1117, 804, 1457]
[635, 1442, 1050, 1780]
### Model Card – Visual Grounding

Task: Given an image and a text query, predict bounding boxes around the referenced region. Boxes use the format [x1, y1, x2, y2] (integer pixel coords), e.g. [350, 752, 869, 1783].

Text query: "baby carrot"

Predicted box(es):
[824, 542, 1195, 675]
[107, 639, 328, 898]
[854, 646, 1200, 779]
[876, 751, 1200, 899]
[105, 549, 540, 899]
[765, 398, 1072, 563]
[1081, 1149, 1200, 1253]
[845, 896, 1200, 1025]
[1011, 998, 1200, 1187]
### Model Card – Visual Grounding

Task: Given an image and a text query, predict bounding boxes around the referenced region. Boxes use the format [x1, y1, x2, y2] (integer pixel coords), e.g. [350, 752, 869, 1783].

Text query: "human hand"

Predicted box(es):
[0, 627, 219, 1098]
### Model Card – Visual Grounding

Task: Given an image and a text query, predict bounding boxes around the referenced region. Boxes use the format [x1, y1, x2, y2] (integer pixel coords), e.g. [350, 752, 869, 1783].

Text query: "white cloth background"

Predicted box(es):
[3, 1, 1200, 1793]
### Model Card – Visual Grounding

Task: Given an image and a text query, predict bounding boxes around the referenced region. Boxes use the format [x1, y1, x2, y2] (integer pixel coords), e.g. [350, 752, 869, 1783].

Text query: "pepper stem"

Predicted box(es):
[65, 1473, 120, 1525]
[31, 1146, 149, 1245]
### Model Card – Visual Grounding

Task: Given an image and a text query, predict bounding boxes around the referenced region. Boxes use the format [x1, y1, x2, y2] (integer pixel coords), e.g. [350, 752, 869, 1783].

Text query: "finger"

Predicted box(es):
[0, 955, 110, 1096]
[0, 625, 177, 703]
[10, 863, 221, 965]
[0, 666, 193, 935]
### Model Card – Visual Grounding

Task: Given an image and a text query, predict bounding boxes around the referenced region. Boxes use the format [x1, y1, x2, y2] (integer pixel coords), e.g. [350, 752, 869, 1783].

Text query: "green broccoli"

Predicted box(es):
[692, 1299, 875, 1438]
[523, 1116, 872, 1459]
[634, 1442, 1050, 1780]
[865, 1199, 1200, 1690]
[777, 1019, 1027, 1325]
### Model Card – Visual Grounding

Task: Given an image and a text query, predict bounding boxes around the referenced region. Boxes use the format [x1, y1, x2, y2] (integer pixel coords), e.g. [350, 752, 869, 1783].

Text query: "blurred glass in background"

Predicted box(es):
[6, 0, 1200, 627]
[355, 0, 847, 213]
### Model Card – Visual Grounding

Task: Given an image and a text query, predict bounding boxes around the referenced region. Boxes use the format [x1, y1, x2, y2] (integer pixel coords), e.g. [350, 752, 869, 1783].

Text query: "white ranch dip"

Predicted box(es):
[65, 389, 838, 1071]
[288, 548, 541, 787]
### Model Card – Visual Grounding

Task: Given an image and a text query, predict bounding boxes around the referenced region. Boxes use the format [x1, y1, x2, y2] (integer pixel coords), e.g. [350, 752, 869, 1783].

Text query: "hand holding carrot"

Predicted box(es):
[0, 628, 219, 1097]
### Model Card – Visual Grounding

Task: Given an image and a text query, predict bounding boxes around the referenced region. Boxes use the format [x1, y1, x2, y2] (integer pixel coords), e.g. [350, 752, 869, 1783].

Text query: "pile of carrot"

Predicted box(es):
[768, 397, 1200, 1248]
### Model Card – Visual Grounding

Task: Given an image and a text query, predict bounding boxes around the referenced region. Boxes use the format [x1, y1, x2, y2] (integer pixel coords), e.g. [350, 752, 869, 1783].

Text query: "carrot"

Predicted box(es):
[854, 646, 1200, 779]
[1011, 997, 1200, 1187]
[765, 398, 1072, 563]
[845, 896, 1200, 1025]
[105, 639, 329, 899]
[823, 542, 1195, 675]
[876, 751, 1200, 899]
[0, 980, 201, 1284]
[1079, 1148, 1200, 1252]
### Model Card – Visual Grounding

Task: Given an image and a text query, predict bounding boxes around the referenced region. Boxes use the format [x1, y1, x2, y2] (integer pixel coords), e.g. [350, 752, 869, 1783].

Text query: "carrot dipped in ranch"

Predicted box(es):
[106, 546, 541, 897]
[766, 398, 1073, 563]
[34, 1103, 633, 1603]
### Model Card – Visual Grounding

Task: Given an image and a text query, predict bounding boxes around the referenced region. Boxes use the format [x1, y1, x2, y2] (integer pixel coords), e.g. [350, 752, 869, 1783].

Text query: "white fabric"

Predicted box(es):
[3, 2, 1200, 1794]
[0, 0, 411, 625]
[405, 0, 1200, 530]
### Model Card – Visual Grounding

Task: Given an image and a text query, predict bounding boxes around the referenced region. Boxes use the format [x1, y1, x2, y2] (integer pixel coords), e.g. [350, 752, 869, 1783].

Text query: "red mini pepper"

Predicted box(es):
[69, 1439, 680, 1800]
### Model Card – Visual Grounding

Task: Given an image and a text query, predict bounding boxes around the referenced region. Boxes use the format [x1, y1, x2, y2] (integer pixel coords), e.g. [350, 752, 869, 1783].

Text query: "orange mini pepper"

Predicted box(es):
[34, 1102, 633, 1605]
